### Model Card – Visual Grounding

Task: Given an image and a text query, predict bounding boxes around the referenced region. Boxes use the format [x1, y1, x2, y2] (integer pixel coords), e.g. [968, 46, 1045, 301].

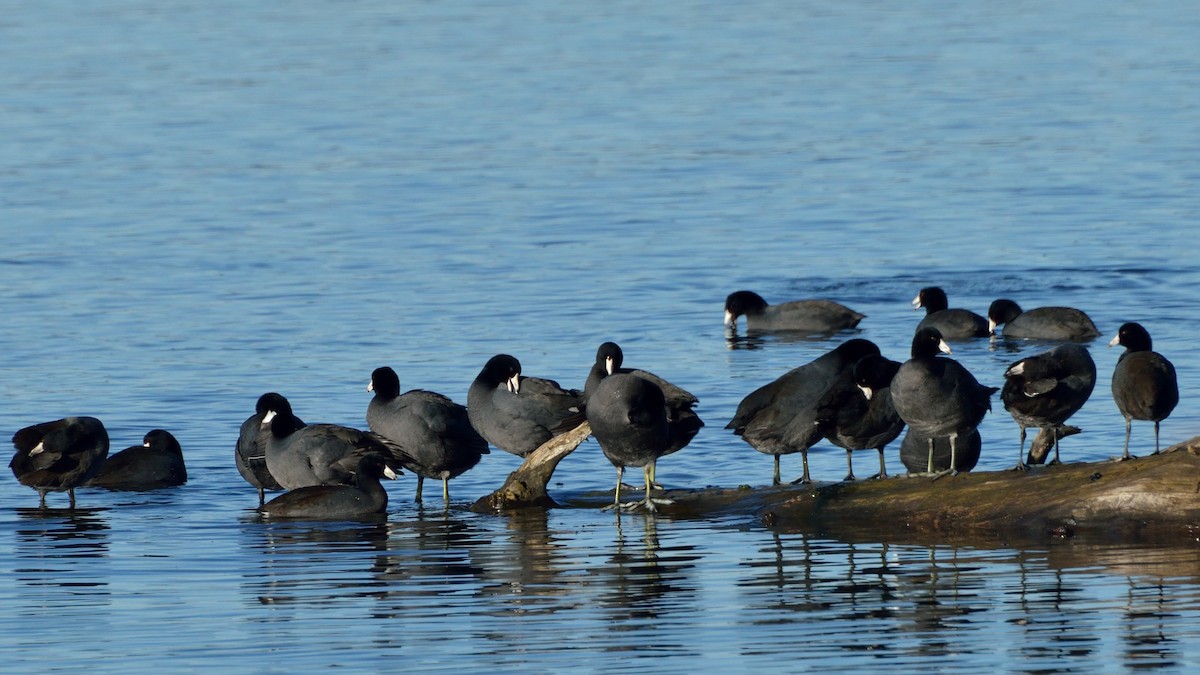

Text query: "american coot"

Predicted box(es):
[988, 299, 1100, 341]
[10, 416, 110, 508]
[723, 290, 864, 334]
[1109, 322, 1179, 459]
[912, 287, 989, 340]
[1001, 343, 1096, 469]
[899, 428, 982, 474]
[586, 373, 674, 512]
[259, 453, 396, 519]
[891, 327, 996, 476]
[816, 353, 906, 480]
[87, 429, 187, 490]
[583, 342, 704, 484]
[367, 366, 488, 504]
[260, 393, 410, 489]
[727, 339, 882, 484]
[467, 354, 584, 457]
[236, 392, 291, 505]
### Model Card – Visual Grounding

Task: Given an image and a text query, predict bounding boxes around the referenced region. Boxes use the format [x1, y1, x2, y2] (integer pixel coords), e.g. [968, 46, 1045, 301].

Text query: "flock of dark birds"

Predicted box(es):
[7, 287, 1181, 519]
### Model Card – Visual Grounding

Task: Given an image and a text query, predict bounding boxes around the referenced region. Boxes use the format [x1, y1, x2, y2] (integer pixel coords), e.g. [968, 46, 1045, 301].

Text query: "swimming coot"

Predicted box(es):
[1109, 322, 1178, 459]
[723, 290, 864, 334]
[367, 366, 488, 504]
[10, 416, 110, 508]
[987, 299, 1100, 341]
[88, 429, 187, 490]
[259, 452, 396, 519]
[912, 287, 989, 340]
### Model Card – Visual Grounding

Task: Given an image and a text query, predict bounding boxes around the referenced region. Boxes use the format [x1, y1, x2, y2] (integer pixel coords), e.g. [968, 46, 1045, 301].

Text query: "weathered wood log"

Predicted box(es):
[470, 421, 592, 512]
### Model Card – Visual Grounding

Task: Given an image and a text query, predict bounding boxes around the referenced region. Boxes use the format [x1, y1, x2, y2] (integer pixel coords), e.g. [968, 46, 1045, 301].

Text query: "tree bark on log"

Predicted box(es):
[471, 421, 592, 512]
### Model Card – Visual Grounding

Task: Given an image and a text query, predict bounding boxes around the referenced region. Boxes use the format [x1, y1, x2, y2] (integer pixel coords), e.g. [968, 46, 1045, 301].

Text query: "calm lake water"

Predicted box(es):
[3, 0, 1200, 671]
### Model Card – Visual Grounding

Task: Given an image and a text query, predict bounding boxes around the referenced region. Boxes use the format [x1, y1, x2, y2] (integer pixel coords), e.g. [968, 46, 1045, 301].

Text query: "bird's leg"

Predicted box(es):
[801, 448, 811, 484]
[1154, 421, 1161, 455]
[641, 461, 674, 512]
[932, 433, 960, 481]
[258, 487, 265, 507]
[1120, 417, 1135, 461]
[68, 488, 76, 509]
[415, 475, 425, 502]
[844, 449, 856, 482]
[602, 466, 624, 511]
[875, 447, 887, 480]
[1050, 427, 1061, 465]
[926, 437, 935, 475]
[38, 489, 47, 510]
[442, 477, 451, 504]
[773, 454, 781, 486]
[1012, 426, 1028, 471]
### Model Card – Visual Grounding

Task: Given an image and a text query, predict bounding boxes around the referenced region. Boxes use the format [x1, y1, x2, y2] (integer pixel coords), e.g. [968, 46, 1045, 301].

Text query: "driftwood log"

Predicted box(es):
[473, 425, 1200, 544]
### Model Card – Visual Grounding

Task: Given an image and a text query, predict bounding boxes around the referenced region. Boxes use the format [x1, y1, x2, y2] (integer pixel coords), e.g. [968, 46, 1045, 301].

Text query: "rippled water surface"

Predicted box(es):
[2, 1, 1200, 671]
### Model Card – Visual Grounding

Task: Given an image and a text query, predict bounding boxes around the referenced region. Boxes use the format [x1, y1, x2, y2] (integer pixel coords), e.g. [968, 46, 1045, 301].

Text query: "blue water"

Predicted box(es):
[3, 0, 1200, 671]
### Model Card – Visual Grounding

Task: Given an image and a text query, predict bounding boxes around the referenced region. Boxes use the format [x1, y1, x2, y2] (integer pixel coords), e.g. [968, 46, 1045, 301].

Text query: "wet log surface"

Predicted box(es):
[475, 428, 1200, 545]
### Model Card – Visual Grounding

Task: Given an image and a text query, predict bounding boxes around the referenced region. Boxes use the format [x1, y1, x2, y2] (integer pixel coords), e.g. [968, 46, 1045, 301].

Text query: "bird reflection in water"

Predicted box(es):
[13, 507, 112, 609]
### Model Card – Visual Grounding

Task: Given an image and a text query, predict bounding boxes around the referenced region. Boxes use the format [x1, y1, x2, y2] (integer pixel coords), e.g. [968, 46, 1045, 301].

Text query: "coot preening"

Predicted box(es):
[10, 416, 109, 508]
[466, 354, 584, 457]
[367, 366, 488, 504]
[988, 299, 1100, 341]
[890, 327, 996, 476]
[260, 393, 409, 489]
[259, 452, 396, 519]
[236, 392, 291, 505]
[727, 339, 882, 484]
[816, 353, 906, 480]
[88, 429, 186, 490]
[587, 373, 675, 512]
[1109, 322, 1178, 459]
[1001, 343, 1096, 469]
[724, 290, 864, 334]
[912, 287, 989, 340]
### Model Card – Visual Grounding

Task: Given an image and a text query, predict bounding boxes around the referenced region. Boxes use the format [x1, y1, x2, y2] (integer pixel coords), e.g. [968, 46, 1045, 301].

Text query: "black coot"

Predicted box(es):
[1001, 343, 1096, 469]
[367, 366, 488, 504]
[10, 416, 109, 508]
[1109, 322, 1178, 458]
[259, 453, 396, 519]
[466, 354, 583, 457]
[912, 287, 989, 339]
[236, 392, 291, 505]
[587, 373, 675, 512]
[88, 429, 187, 490]
[988, 299, 1100, 341]
[724, 290, 864, 334]
[816, 353, 906, 480]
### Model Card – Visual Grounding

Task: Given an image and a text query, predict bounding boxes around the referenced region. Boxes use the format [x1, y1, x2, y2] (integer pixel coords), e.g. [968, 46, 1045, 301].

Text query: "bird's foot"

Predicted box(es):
[1114, 454, 1136, 462]
[867, 472, 884, 480]
[931, 468, 958, 481]
[1009, 463, 1029, 472]
[843, 472, 857, 482]
[789, 476, 812, 485]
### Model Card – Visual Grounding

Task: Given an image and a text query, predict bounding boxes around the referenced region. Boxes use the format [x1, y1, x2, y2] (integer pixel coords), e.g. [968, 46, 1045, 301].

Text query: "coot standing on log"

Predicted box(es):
[891, 327, 996, 477]
[10, 416, 109, 508]
[1001, 343, 1096, 469]
[367, 366, 488, 504]
[727, 339, 881, 484]
[1109, 322, 1178, 458]
[467, 354, 583, 457]
[586, 373, 673, 512]
[816, 353, 906, 480]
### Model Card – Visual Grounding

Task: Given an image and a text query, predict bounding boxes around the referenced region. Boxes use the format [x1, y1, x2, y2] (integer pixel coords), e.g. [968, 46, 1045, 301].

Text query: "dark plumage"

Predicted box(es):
[988, 299, 1100, 341]
[1001, 343, 1096, 469]
[891, 327, 996, 476]
[367, 366, 488, 504]
[87, 429, 187, 490]
[10, 416, 110, 508]
[586, 373, 674, 511]
[899, 428, 982, 474]
[261, 393, 410, 489]
[466, 354, 584, 457]
[727, 338, 882, 484]
[1109, 323, 1179, 459]
[816, 353, 906, 480]
[912, 287, 989, 340]
[259, 453, 396, 519]
[236, 392, 291, 505]
[583, 342, 703, 467]
[724, 290, 864, 334]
